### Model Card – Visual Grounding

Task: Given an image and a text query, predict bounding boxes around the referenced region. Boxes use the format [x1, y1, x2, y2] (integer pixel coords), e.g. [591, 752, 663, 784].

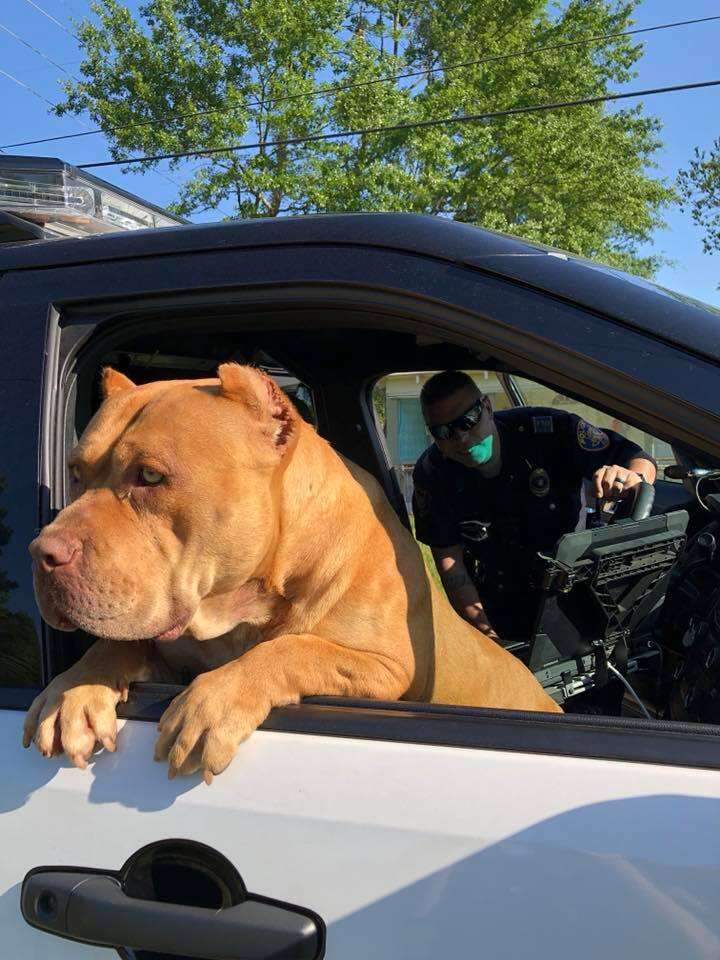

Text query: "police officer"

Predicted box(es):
[412, 370, 657, 643]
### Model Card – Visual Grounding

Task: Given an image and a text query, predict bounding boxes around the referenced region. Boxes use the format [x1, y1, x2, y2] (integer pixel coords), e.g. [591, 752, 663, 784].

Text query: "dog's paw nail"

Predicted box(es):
[203, 770, 214, 786]
[102, 737, 116, 753]
[167, 767, 176, 780]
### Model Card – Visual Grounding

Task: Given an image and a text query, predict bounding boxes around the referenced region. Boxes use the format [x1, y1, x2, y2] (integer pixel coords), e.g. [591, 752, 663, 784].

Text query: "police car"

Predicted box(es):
[2, 161, 720, 959]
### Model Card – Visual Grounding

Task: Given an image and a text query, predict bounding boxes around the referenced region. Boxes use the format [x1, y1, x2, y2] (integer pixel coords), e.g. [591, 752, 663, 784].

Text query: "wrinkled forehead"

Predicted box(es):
[73, 379, 223, 466]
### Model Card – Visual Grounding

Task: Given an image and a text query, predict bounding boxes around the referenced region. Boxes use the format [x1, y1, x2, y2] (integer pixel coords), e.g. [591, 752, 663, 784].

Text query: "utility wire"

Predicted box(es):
[77, 78, 720, 171]
[0, 21, 79, 79]
[0, 64, 60, 109]
[2, 13, 718, 151]
[0, 65, 185, 192]
[22, 0, 77, 38]
[12, 58, 83, 75]
[0, 64, 90, 130]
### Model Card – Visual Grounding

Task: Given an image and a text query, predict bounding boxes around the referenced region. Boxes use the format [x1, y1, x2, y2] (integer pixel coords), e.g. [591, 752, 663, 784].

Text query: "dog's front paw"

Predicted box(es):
[23, 673, 126, 769]
[154, 669, 269, 783]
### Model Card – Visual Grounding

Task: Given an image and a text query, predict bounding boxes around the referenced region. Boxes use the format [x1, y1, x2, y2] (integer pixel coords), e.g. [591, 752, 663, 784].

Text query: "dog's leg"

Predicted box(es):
[154, 634, 411, 782]
[23, 639, 161, 768]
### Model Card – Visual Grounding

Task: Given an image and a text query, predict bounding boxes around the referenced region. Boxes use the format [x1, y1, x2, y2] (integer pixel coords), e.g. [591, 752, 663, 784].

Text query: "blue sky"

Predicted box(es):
[0, 0, 718, 305]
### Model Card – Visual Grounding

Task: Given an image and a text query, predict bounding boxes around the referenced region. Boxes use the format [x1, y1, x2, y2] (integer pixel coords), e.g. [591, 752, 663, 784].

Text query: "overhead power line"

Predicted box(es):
[0, 65, 60, 109]
[0, 21, 79, 79]
[0, 64, 91, 131]
[12, 58, 83, 75]
[22, 0, 77, 38]
[0, 39, 201, 206]
[77, 78, 720, 171]
[0, 65, 187, 194]
[2, 13, 718, 152]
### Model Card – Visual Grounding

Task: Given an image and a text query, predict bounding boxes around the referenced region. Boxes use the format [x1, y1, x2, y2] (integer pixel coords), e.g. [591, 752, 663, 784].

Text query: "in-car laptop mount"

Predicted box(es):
[529, 510, 689, 704]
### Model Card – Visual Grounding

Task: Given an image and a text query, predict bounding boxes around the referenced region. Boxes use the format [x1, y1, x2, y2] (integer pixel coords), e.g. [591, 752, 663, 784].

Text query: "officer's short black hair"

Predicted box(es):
[420, 370, 481, 407]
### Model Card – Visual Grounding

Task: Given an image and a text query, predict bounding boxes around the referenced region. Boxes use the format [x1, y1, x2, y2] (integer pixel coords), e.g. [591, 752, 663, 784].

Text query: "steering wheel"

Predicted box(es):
[606, 479, 656, 524]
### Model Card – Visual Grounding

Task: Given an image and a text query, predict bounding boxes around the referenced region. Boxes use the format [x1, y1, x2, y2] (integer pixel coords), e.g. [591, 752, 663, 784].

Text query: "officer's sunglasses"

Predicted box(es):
[427, 396, 489, 442]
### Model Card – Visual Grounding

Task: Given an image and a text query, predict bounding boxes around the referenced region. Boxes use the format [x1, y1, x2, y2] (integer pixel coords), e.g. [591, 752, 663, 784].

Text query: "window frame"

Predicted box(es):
[507, 373, 679, 471]
[5, 240, 720, 771]
[0, 278, 47, 692]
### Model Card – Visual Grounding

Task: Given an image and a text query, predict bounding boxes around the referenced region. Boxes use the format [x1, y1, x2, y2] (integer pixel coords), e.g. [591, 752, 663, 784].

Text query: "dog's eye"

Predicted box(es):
[139, 467, 164, 486]
[69, 464, 81, 483]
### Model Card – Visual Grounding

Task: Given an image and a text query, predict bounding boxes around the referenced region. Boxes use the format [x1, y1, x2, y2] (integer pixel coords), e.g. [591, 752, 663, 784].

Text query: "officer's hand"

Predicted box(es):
[477, 616, 501, 643]
[593, 464, 643, 500]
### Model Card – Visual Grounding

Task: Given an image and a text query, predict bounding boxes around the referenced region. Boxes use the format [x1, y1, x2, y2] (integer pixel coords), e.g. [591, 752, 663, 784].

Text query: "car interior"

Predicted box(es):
[57, 310, 720, 727]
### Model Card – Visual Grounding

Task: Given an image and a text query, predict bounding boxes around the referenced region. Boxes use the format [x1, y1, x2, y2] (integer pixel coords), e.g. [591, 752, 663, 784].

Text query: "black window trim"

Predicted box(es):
[11, 260, 720, 771]
[51, 280, 720, 461]
[4, 684, 720, 771]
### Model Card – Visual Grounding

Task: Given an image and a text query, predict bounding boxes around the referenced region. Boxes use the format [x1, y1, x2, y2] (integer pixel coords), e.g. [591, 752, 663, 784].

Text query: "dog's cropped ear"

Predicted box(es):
[217, 363, 295, 452]
[101, 367, 136, 400]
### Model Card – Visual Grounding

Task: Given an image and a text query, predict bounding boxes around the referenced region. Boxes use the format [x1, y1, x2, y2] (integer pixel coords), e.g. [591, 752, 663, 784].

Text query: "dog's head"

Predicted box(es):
[30, 363, 299, 642]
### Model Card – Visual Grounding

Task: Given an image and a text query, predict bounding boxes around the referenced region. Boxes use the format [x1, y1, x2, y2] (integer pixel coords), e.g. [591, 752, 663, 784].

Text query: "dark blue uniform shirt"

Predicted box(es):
[412, 407, 654, 640]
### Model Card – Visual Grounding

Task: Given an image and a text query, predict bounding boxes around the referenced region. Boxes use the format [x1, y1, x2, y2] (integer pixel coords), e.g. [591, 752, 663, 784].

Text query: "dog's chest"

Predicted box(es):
[233, 578, 282, 626]
[151, 583, 286, 679]
[153, 626, 260, 678]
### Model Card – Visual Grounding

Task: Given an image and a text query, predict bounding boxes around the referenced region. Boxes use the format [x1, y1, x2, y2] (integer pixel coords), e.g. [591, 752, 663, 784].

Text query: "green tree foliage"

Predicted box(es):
[678, 138, 720, 262]
[373, 383, 386, 431]
[59, 0, 673, 275]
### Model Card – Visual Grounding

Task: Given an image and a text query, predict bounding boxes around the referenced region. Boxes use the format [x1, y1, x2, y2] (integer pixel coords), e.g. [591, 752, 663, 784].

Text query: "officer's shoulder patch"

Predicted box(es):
[576, 419, 610, 451]
[532, 415, 554, 435]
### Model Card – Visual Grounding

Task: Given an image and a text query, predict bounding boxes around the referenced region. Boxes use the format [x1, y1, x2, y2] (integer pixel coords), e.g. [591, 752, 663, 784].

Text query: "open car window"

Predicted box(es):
[20, 276, 720, 759]
[510, 375, 678, 480]
[369, 361, 718, 724]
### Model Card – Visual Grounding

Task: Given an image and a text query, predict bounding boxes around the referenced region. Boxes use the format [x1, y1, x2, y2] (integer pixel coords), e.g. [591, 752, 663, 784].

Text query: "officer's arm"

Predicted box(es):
[570, 418, 657, 499]
[628, 457, 656, 482]
[431, 544, 500, 640]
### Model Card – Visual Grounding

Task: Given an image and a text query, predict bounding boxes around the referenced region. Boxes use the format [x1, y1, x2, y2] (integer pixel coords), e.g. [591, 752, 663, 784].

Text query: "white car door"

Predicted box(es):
[3, 692, 720, 960]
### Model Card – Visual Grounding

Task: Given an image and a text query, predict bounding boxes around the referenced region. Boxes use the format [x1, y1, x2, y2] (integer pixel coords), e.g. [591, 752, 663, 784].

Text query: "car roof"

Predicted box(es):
[1, 211, 718, 362]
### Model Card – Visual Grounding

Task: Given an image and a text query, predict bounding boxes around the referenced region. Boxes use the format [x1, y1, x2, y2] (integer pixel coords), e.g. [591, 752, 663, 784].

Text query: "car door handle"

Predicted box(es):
[22, 868, 323, 960]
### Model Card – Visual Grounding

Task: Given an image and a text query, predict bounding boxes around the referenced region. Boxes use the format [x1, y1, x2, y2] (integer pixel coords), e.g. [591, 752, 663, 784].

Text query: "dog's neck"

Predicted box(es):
[193, 423, 381, 643]
[259, 423, 369, 634]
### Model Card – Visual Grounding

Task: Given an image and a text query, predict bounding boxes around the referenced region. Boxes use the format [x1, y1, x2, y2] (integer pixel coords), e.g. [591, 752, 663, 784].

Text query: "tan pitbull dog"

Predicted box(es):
[25, 363, 560, 781]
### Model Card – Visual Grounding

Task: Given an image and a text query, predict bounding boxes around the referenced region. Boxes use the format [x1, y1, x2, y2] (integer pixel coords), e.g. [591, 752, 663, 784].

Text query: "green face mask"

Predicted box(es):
[467, 434, 493, 465]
